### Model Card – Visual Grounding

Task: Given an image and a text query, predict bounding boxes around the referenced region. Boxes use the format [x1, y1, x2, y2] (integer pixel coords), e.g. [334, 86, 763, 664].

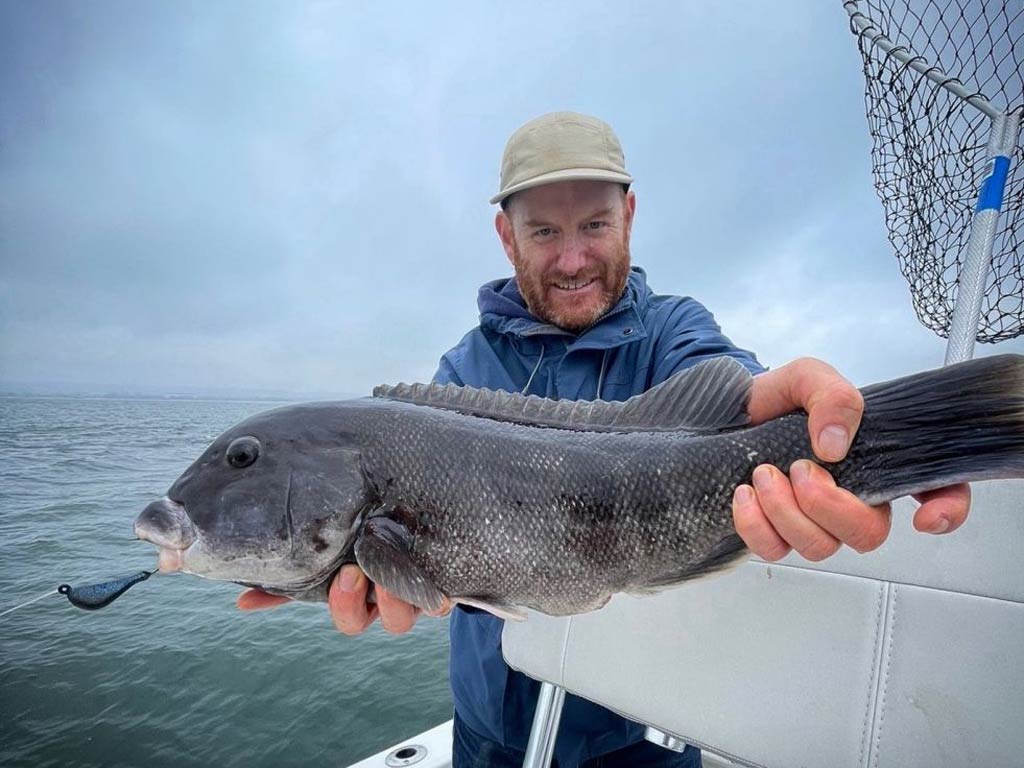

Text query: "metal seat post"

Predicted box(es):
[521, 682, 566, 768]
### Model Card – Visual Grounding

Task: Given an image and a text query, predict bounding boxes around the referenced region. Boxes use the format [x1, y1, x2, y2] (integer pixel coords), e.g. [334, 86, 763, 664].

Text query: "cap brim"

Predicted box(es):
[490, 168, 634, 205]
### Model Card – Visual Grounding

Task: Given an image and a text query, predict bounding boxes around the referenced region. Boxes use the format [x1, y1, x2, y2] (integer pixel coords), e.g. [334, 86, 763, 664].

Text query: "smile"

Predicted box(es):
[552, 278, 597, 291]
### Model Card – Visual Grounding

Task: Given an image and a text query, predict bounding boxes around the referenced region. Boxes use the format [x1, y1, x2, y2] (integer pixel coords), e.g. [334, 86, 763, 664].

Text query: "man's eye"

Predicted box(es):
[535, 227, 553, 238]
[586, 221, 605, 230]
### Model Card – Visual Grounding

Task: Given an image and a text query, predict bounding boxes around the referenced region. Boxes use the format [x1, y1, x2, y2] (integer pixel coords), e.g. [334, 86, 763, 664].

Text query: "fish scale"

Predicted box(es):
[346, 408, 867, 614]
[134, 355, 1024, 619]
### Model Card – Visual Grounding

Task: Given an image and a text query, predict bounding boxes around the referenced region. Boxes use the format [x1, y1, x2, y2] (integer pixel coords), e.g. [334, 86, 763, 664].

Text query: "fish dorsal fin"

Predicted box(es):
[373, 356, 754, 433]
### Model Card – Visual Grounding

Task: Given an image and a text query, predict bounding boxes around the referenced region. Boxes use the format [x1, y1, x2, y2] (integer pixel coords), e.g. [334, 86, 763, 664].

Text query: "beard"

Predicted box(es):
[511, 235, 632, 334]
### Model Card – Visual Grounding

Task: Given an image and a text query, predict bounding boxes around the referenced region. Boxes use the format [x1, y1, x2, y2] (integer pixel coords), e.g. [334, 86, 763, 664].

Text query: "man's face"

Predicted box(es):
[496, 180, 636, 333]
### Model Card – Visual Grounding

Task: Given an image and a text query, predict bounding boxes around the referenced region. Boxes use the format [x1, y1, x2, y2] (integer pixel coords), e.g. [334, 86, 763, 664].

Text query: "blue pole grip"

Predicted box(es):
[976, 155, 1011, 212]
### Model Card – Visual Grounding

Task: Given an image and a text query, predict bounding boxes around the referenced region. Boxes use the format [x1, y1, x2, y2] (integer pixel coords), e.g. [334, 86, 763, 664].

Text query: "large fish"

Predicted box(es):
[135, 354, 1024, 619]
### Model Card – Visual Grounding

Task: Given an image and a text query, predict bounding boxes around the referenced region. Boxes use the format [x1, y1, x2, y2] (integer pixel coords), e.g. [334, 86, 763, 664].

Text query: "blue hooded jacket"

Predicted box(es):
[434, 267, 763, 767]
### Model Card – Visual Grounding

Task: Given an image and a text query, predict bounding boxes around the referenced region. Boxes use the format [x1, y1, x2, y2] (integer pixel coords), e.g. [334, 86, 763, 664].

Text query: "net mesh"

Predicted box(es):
[847, 1, 1024, 342]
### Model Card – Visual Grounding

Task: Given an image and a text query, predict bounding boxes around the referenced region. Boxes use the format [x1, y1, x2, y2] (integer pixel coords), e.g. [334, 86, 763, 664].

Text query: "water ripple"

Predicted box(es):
[0, 397, 452, 768]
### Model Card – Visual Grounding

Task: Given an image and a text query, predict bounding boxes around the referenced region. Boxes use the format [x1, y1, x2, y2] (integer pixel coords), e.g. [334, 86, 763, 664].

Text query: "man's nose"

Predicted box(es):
[556, 233, 588, 273]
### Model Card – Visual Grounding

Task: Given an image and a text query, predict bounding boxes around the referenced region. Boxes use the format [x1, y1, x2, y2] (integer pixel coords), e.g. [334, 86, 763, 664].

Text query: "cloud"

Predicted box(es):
[2, 1, 1021, 396]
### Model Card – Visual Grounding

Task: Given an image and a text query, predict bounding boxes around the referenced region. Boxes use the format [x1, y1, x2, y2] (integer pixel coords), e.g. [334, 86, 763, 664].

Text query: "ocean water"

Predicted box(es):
[0, 397, 452, 768]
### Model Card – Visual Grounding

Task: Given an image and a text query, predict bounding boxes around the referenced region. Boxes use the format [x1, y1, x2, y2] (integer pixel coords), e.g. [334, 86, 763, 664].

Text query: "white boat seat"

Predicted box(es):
[502, 479, 1024, 768]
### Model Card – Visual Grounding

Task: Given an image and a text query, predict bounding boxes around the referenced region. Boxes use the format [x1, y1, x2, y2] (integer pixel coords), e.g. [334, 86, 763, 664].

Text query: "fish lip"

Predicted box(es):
[135, 496, 197, 551]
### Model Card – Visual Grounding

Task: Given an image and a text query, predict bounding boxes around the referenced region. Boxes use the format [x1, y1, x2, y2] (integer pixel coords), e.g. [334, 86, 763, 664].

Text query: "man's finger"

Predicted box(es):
[789, 460, 891, 553]
[912, 482, 971, 534]
[749, 358, 864, 463]
[237, 589, 292, 611]
[377, 587, 421, 634]
[328, 565, 376, 636]
[751, 463, 840, 561]
[806, 382, 864, 464]
[732, 483, 792, 561]
[425, 598, 453, 619]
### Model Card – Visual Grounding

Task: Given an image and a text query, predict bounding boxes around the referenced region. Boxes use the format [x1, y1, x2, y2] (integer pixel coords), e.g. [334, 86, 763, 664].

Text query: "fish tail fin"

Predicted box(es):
[839, 354, 1024, 505]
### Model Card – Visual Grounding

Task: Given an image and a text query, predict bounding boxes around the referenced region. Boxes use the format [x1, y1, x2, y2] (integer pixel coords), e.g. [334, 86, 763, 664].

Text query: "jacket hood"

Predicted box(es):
[477, 267, 653, 339]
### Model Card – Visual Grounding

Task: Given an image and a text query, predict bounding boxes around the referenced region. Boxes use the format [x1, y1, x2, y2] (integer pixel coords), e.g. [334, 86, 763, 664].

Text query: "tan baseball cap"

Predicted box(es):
[490, 112, 633, 205]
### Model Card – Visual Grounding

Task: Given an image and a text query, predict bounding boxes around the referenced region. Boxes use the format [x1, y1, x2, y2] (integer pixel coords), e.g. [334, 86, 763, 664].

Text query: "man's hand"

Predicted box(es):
[731, 357, 971, 562]
[237, 564, 452, 635]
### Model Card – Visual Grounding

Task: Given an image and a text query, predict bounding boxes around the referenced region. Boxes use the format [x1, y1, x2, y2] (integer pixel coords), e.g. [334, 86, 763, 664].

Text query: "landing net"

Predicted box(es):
[845, 1, 1023, 344]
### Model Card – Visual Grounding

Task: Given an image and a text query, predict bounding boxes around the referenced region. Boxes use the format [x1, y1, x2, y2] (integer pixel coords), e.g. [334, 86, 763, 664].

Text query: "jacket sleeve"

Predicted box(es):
[650, 297, 765, 384]
[433, 344, 466, 386]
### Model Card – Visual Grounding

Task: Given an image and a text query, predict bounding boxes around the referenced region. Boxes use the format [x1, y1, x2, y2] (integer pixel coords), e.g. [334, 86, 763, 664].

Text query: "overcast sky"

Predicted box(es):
[2, 1, 1021, 398]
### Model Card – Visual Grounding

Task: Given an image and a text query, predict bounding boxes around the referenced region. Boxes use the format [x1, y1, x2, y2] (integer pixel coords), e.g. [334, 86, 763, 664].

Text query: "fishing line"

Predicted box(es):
[0, 569, 158, 618]
[0, 588, 59, 618]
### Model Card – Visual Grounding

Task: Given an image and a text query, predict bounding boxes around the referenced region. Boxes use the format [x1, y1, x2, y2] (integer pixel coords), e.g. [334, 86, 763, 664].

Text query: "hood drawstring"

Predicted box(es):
[521, 345, 545, 395]
[521, 345, 608, 399]
[596, 349, 609, 401]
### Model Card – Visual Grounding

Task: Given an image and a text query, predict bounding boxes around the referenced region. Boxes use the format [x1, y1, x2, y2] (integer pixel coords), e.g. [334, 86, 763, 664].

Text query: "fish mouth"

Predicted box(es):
[135, 496, 197, 573]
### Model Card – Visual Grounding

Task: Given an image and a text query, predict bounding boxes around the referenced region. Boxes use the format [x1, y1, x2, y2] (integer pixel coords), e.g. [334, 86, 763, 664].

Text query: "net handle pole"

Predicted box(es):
[843, 1, 1001, 120]
[944, 110, 1021, 365]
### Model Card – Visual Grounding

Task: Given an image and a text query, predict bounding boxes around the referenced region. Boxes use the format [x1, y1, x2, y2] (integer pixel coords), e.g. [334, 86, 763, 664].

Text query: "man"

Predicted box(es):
[240, 112, 971, 766]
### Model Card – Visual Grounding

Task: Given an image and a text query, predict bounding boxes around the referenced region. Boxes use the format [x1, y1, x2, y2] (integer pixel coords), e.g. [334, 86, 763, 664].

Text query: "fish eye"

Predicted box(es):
[226, 436, 261, 469]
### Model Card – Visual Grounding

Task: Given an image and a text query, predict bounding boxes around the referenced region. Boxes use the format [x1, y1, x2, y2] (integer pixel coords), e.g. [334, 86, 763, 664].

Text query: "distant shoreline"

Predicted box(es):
[0, 392, 364, 404]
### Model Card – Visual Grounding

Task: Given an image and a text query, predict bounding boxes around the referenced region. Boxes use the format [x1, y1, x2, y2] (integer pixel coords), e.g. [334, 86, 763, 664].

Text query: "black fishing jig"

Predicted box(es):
[58, 570, 156, 610]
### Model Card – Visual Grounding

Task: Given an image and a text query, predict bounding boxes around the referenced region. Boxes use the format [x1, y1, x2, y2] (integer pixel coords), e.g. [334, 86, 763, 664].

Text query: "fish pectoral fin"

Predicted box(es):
[452, 597, 528, 622]
[353, 517, 447, 614]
